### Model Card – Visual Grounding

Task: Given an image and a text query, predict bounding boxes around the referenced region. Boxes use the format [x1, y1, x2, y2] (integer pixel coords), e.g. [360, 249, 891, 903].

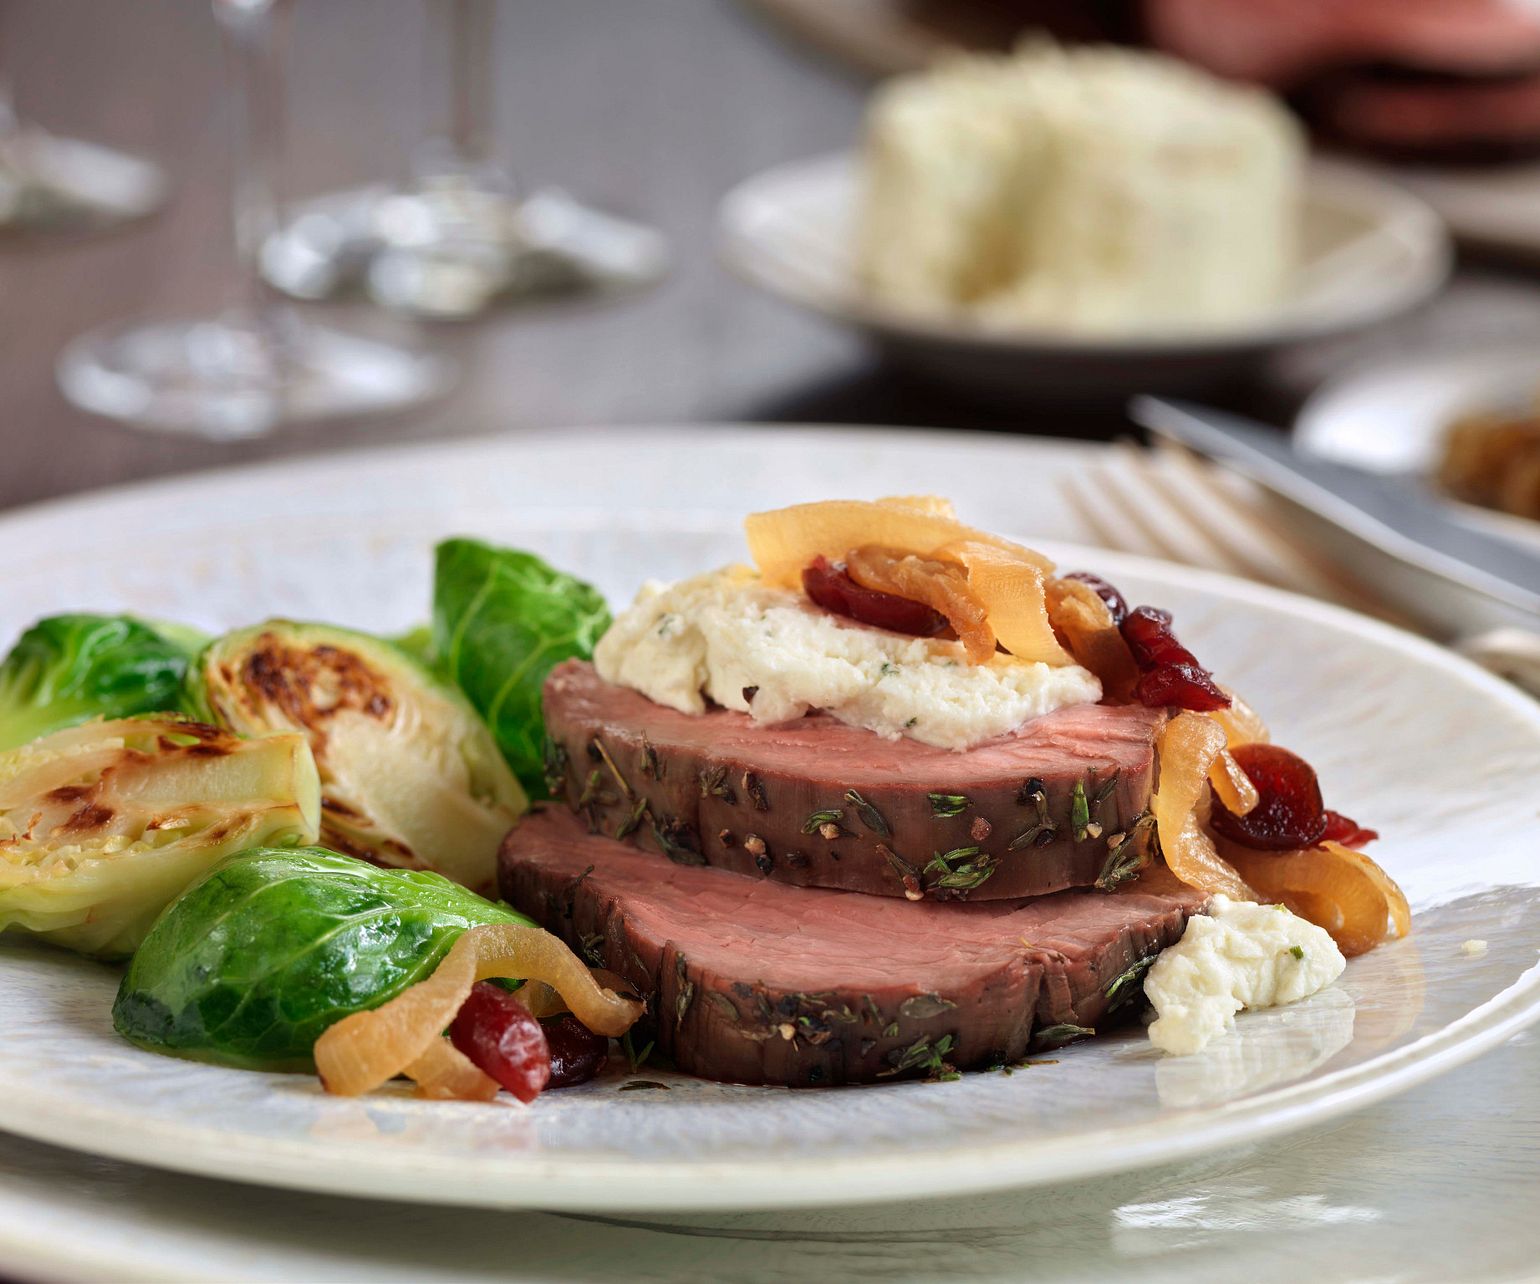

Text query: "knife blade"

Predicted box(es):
[1129, 396, 1540, 615]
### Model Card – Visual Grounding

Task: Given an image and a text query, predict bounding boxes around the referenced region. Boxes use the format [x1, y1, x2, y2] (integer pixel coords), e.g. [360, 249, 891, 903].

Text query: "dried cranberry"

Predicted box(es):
[1135, 663, 1231, 712]
[1063, 571, 1128, 625]
[1322, 809, 1379, 849]
[1119, 605, 1231, 713]
[802, 556, 948, 637]
[1121, 606, 1199, 669]
[543, 1013, 610, 1089]
[449, 981, 552, 1103]
[1210, 744, 1328, 851]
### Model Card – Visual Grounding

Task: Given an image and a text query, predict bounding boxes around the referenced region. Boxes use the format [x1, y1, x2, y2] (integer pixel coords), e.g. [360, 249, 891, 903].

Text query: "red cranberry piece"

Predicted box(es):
[449, 981, 552, 1103]
[802, 556, 948, 637]
[1119, 605, 1231, 713]
[1210, 744, 1328, 851]
[1135, 663, 1232, 712]
[1063, 571, 1128, 625]
[1121, 606, 1200, 669]
[543, 1014, 610, 1089]
[1322, 809, 1379, 849]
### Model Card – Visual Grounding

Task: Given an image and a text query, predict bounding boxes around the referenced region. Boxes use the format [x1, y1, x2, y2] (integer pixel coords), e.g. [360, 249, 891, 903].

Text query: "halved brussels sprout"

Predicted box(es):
[0, 614, 205, 752]
[0, 716, 320, 958]
[189, 621, 526, 892]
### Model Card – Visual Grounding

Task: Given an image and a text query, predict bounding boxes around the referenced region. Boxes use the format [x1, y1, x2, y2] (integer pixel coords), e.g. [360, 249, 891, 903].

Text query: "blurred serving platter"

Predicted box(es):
[0, 428, 1537, 1212]
[719, 154, 1450, 398]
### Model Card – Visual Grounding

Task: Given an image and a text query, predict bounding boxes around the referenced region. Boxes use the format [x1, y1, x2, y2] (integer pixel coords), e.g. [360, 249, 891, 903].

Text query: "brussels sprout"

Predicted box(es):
[189, 621, 525, 892]
[114, 845, 530, 1069]
[0, 614, 206, 752]
[432, 538, 611, 797]
[0, 716, 320, 958]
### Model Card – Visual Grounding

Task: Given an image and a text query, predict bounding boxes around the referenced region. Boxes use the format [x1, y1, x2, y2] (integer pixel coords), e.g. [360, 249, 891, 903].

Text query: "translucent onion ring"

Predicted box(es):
[315, 924, 644, 1098]
[403, 1036, 499, 1102]
[1153, 712, 1255, 901]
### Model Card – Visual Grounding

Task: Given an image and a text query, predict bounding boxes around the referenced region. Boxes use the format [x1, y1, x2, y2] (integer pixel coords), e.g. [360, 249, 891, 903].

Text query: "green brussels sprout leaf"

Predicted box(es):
[432, 538, 611, 797]
[0, 614, 206, 752]
[189, 621, 525, 892]
[113, 845, 531, 1069]
[0, 716, 320, 958]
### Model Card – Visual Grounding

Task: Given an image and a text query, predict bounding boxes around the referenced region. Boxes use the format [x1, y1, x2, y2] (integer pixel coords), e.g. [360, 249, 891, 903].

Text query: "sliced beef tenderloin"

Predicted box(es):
[500, 807, 1205, 1088]
[542, 659, 1166, 902]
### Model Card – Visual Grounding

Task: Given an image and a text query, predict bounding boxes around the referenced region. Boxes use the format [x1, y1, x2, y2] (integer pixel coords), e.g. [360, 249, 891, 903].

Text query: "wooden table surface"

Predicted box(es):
[9, 0, 1540, 519]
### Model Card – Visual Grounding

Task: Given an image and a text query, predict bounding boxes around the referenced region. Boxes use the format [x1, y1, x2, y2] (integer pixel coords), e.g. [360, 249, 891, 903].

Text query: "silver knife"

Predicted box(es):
[1129, 396, 1540, 625]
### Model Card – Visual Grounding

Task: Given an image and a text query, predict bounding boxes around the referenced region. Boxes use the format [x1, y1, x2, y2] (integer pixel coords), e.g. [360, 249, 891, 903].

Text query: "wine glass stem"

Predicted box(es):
[423, 0, 498, 177]
[0, 1, 20, 138]
[215, 0, 289, 330]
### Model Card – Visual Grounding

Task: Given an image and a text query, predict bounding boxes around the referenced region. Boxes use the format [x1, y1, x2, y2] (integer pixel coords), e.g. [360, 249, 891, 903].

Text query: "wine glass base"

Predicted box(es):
[262, 183, 669, 319]
[57, 314, 453, 440]
[0, 129, 166, 234]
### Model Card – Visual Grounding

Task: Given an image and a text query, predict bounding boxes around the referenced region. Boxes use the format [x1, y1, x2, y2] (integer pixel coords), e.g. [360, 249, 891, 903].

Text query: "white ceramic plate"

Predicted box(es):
[717, 153, 1452, 398]
[1294, 339, 1540, 554]
[1, 428, 1537, 1214]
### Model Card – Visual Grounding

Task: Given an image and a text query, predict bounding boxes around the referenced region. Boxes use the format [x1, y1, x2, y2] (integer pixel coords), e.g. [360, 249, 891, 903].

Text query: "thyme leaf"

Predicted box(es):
[899, 993, 957, 1020]
[1032, 1023, 1094, 1051]
[651, 816, 706, 866]
[927, 793, 970, 819]
[1071, 779, 1091, 841]
[1104, 951, 1160, 1014]
[844, 788, 891, 837]
[614, 796, 649, 841]
[801, 808, 848, 836]
[879, 1033, 958, 1080]
[619, 1080, 670, 1091]
[924, 845, 998, 891]
[1290, 945, 1305, 960]
[591, 738, 632, 799]
[541, 734, 569, 799]
[622, 1031, 655, 1073]
[1096, 811, 1155, 891]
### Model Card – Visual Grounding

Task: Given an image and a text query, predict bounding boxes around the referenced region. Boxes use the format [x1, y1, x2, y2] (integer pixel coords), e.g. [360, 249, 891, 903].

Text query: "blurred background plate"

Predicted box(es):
[1295, 340, 1540, 554]
[1, 428, 1537, 1214]
[718, 153, 1451, 399]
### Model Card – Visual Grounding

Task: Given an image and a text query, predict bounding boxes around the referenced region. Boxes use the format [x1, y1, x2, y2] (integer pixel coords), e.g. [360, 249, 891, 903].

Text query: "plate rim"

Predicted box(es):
[1, 430, 1538, 1211]
[717, 151, 1453, 356]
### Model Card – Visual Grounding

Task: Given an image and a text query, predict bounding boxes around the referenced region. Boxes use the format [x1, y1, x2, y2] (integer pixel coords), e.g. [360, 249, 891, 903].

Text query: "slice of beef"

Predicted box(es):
[542, 660, 1166, 902]
[500, 807, 1206, 1087]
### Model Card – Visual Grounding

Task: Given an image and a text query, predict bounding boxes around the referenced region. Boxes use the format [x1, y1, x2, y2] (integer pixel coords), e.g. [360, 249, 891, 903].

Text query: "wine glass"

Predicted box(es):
[261, 0, 668, 320]
[56, 0, 451, 440]
[0, 0, 165, 234]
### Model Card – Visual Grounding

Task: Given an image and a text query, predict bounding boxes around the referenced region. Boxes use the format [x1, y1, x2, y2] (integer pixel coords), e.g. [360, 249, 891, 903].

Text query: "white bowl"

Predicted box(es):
[719, 152, 1452, 399]
[1295, 339, 1540, 555]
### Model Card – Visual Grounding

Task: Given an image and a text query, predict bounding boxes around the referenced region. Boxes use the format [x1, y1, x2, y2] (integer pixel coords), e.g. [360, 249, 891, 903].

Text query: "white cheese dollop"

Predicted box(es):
[593, 566, 1101, 751]
[1145, 896, 1346, 1057]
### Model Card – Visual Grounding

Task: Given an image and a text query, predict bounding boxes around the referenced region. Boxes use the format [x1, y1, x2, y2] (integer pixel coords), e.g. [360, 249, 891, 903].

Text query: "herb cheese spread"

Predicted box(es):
[593, 566, 1101, 750]
[1144, 895, 1346, 1056]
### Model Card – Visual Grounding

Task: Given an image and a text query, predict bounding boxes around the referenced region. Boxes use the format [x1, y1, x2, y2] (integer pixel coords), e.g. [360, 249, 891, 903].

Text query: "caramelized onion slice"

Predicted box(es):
[1045, 576, 1139, 700]
[404, 1036, 500, 1102]
[315, 924, 644, 1099]
[1223, 842, 1400, 957]
[1210, 688, 1270, 746]
[1208, 747, 1261, 817]
[1153, 712, 1255, 901]
[845, 545, 995, 663]
[745, 500, 1054, 588]
[937, 539, 1073, 666]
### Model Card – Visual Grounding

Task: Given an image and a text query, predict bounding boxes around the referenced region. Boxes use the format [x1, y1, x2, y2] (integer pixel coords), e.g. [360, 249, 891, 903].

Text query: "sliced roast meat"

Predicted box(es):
[500, 807, 1206, 1087]
[542, 660, 1166, 902]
